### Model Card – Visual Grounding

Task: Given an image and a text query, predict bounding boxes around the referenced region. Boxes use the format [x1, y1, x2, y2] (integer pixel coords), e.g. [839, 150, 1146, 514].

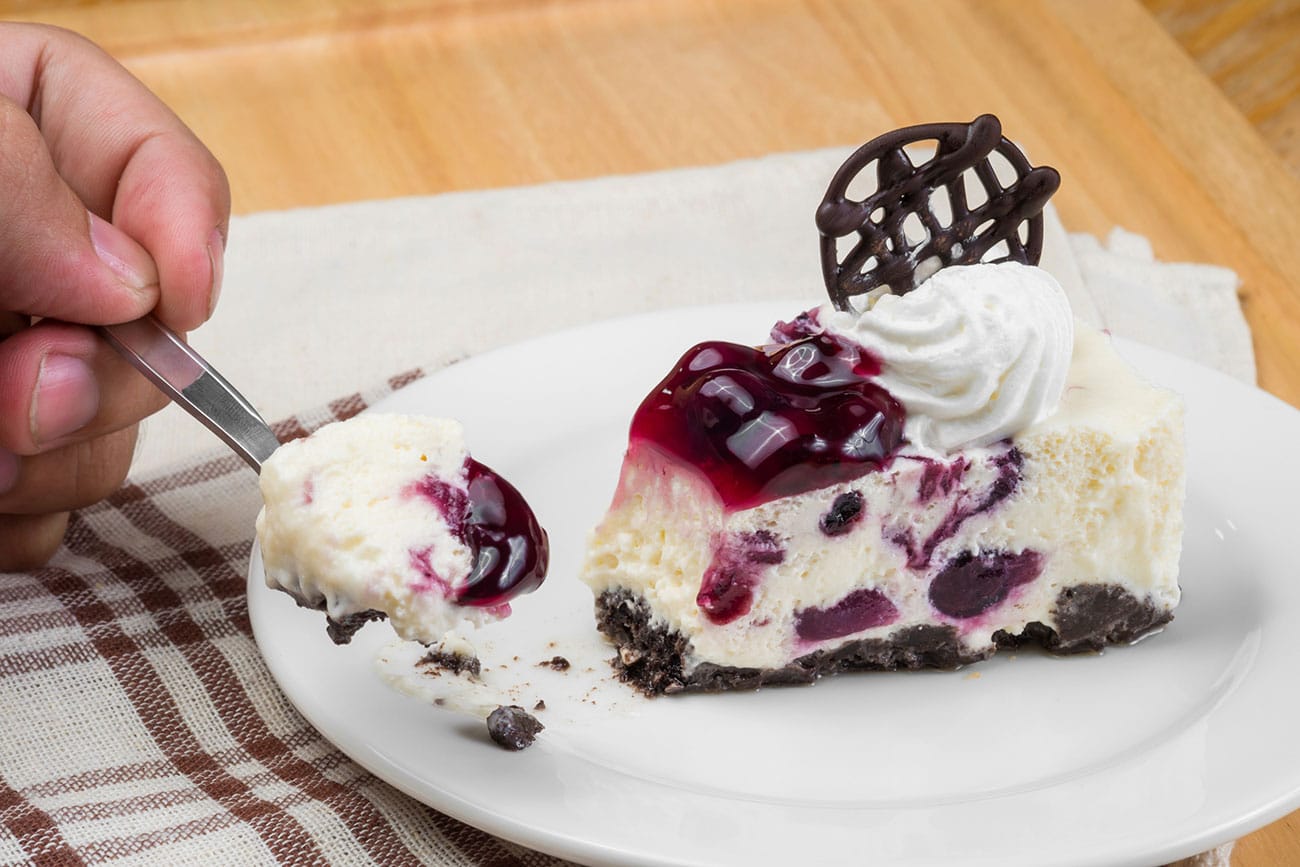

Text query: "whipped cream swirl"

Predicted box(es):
[824, 261, 1073, 453]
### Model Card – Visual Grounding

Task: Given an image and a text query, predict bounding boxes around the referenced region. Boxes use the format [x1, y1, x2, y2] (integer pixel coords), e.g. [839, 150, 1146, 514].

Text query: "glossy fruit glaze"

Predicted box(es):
[629, 328, 906, 511]
[409, 459, 549, 607]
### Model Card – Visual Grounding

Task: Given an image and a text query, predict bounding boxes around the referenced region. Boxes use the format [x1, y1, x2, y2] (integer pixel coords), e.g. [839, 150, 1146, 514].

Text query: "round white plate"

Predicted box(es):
[249, 303, 1300, 867]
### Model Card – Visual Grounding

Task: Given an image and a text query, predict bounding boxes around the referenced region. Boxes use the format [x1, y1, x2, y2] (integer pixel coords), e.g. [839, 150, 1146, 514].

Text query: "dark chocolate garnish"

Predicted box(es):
[816, 114, 1060, 311]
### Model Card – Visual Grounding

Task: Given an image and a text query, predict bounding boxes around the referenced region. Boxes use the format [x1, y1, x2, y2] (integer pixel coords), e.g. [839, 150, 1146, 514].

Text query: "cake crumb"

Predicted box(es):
[965, 671, 982, 680]
[417, 649, 481, 679]
[533, 699, 546, 711]
[418, 632, 480, 678]
[487, 705, 544, 751]
[538, 655, 571, 671]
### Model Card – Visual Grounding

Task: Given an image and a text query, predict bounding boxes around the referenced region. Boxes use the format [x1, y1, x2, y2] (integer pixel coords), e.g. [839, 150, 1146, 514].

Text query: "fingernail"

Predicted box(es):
[207, 227, 225, 319]
[31, 355, 100, 447]
[88, 212, 157, 291]
[0, 449, 19, 496]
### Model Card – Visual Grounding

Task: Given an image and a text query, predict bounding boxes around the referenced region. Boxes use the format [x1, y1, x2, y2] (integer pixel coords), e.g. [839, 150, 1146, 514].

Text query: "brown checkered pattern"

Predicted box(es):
[0, 370, 574, 866]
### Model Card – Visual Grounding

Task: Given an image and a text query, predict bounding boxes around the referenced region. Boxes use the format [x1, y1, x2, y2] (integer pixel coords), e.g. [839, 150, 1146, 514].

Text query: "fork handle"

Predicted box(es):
[99, 316, 281, 471]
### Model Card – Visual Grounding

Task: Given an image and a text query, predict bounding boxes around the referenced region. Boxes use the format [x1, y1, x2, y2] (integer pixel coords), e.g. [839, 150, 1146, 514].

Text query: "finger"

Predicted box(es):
[0, 23, 231, 332]
[0, 92, 160, 324]
[0, 320, 167, 455]
[0, 313, 28, 338]
[0, 513, 69, 572]
[0, 426, 137, 515]
[113, 124, 230, 331]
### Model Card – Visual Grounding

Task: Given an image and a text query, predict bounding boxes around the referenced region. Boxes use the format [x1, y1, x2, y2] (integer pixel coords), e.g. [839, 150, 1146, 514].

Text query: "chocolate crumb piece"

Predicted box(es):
[533, 699, 546, 711]
[538, 655, 571, 671]
[418, 650, 481, 678]
[324, 610, 386, 645]
[295, 593, 386, 645]
[487, 705, 544, 751]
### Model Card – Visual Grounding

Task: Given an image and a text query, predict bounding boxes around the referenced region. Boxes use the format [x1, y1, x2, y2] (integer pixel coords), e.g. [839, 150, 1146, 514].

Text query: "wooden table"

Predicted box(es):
[4, 1, 1298, 863]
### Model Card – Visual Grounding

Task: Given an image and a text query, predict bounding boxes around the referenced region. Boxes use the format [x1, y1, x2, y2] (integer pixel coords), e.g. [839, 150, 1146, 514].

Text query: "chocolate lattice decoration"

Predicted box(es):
[816, 114, 1060, 312]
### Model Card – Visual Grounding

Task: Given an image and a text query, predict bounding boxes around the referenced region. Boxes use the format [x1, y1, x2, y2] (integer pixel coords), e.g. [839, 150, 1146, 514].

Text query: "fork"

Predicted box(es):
[99, 316, 281, 471]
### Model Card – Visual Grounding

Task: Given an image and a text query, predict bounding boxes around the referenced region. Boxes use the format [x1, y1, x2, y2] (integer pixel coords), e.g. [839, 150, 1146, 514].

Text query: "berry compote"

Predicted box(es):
[409, 459, 549, 607]
[630, 332, 906, 510]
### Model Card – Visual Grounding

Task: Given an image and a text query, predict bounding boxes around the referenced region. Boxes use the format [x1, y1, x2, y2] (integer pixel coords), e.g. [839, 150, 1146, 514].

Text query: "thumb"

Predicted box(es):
[0, 94, 159, 324]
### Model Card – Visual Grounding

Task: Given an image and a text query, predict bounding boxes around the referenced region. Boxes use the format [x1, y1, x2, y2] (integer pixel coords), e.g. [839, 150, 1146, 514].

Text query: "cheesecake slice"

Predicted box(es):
[580, 262, 1184, 694]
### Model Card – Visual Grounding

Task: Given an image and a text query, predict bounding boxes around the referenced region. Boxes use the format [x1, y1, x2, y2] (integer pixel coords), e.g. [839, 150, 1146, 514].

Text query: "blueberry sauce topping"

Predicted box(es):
[408, 459, 549, 607]
[696, 531, 785, 624]
[795, 588, 899, 641]
[928, 549, 1043, 619]
[630, 332, 905, 510]
[820, 491, 865, 536]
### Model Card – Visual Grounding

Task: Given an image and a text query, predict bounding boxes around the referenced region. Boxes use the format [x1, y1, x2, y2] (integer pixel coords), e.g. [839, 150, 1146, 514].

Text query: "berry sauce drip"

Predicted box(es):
[409, 460, 549, 607]
[630, 331, 906, 511]
[928, 549, 1043, 619]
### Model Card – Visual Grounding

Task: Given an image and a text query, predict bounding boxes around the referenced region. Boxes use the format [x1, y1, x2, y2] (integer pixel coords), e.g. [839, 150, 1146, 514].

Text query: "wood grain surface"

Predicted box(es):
[1144, 0, 1300, 177]
[2, 1, 1298, 864]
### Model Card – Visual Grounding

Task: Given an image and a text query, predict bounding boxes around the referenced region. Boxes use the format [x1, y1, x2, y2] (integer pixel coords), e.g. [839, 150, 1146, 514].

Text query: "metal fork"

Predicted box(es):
[99, 316, 281, 471]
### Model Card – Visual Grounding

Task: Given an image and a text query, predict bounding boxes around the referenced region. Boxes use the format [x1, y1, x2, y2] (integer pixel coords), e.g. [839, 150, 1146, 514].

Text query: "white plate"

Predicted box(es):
[249, 303, 1300, 867]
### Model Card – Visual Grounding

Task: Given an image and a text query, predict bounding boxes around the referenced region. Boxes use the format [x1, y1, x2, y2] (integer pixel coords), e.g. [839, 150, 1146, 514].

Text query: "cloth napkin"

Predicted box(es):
[1, 150, 1254, 866]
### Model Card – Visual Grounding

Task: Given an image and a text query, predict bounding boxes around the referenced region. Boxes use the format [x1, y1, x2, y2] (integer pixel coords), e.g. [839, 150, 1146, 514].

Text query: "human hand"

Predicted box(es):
[0, 24, 230, 570]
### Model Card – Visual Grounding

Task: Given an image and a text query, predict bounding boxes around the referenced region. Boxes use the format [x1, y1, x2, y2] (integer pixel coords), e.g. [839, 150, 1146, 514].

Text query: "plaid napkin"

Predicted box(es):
[0, 369, 575, 867]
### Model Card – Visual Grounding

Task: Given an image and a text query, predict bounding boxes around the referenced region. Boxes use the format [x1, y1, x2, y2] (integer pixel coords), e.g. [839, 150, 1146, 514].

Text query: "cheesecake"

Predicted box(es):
[580, 118, 1184, 694]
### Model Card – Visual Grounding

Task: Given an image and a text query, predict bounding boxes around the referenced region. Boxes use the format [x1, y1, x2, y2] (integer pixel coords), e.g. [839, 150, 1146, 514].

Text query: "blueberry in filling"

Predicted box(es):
[929, 549, 1044, 619]
[820, 491, 865, 536]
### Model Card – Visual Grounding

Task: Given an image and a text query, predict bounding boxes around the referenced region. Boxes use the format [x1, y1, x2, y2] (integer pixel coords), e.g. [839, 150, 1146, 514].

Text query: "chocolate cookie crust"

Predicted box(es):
[594, 587, 1172, 696]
